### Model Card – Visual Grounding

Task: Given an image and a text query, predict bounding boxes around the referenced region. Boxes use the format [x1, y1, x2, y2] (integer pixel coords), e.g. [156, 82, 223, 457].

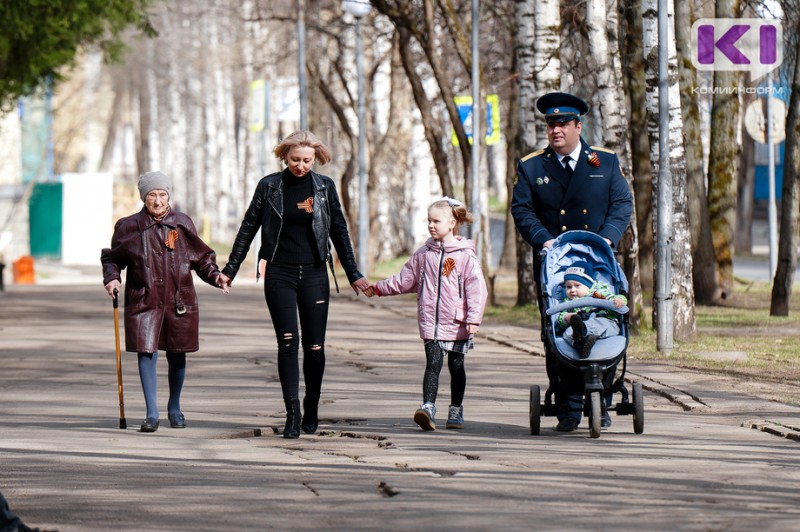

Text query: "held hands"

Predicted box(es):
[351, 277, 371, 296]
[104, 280, 121, 298]
[216, 273, 231, 294]
[362, 283, 378, 297]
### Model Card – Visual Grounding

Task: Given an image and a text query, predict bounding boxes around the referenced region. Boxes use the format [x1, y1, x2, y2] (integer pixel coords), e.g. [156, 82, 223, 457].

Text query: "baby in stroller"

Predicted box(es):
[528, 230, 642, 437]
[557, 261, 627, 359]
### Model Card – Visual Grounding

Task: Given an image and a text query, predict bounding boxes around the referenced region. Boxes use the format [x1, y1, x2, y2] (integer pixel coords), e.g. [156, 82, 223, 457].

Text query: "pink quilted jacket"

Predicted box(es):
[376, 236, 488, 341]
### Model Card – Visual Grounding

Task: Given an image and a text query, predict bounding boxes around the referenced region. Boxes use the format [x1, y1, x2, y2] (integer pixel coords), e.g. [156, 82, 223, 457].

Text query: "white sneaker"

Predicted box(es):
[413, 402, 436, 431]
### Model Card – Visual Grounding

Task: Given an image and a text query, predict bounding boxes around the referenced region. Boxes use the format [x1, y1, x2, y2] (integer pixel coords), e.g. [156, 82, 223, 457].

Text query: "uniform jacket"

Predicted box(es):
[376, 237, 488, 341]
[222, 169, 362, 284]
[101, 208, 221, 353]
[511, 139, 633, 250]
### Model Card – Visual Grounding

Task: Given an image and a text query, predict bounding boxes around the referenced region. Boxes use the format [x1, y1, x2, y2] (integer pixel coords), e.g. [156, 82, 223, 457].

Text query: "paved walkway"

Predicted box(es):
[1, 273, 799, 531]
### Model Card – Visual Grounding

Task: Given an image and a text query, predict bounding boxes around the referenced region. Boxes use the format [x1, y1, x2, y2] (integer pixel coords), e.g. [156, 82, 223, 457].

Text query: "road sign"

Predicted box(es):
[452, 94, 501, 146]
[249, 80, 268, 133]
[744, 97, 786, 144]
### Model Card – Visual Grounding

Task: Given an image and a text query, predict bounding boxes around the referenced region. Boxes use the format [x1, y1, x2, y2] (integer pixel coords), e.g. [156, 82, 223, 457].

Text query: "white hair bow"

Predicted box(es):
[433, 196, 463, 207]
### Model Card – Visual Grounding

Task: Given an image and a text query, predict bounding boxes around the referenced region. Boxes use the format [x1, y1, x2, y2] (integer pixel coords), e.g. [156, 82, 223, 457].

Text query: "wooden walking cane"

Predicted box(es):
[113, 288, 127, 429]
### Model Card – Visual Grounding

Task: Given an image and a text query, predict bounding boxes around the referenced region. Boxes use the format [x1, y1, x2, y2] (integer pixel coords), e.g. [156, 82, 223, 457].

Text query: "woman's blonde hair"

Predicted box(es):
[429, 197, 474, 232]
[273, 130, 332, 165]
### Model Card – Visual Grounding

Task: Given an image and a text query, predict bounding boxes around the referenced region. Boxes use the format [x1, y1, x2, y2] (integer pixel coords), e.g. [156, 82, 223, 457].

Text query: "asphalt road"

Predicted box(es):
[1, 282, 799, 531]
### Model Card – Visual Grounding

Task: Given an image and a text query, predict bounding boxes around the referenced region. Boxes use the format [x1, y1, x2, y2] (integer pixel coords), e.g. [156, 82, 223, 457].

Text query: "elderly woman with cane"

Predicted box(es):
[101, 171, 227, 433]
[218, 130, 369, 439]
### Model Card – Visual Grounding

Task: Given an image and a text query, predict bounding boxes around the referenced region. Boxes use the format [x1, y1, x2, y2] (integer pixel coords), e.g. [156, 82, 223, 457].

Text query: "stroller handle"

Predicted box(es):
[545, 296, 629, 316]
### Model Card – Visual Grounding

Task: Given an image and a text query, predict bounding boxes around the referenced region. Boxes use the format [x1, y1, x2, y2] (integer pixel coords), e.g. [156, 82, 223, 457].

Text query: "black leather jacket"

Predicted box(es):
[222, 170, 363, 287]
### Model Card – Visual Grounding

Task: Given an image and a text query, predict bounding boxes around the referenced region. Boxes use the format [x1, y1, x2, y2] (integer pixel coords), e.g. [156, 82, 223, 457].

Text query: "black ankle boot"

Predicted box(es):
[284, 399, 301, 439]
[301, 395, 319, 434]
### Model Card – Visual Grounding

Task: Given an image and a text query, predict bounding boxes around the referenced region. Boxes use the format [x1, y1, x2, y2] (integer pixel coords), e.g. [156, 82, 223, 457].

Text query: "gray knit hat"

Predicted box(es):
[137, 171, 172, 201]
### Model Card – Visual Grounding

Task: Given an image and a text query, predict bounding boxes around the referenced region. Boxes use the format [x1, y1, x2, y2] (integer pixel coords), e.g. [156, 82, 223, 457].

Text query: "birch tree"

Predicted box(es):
[642, 0, 696, 340]
[706, 0, 743, 300]
[512, 0, 561, 306]
[513, 0, 538, 306]
[586, 0, 644, 330]
[674, 0, 720, 303]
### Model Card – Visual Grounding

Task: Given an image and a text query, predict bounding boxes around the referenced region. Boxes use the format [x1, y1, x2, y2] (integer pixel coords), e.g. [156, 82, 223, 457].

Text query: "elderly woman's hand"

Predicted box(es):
[104, 280, 121, 298]
[217, 273, 231, 294]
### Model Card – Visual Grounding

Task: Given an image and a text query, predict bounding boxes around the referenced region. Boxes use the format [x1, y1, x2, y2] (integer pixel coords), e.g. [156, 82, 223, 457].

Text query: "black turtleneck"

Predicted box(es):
[273, 170, 321, 265]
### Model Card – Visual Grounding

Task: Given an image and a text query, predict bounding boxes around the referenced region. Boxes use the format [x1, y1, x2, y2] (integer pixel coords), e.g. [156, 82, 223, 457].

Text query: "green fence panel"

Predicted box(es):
[29, 182, 62, 258]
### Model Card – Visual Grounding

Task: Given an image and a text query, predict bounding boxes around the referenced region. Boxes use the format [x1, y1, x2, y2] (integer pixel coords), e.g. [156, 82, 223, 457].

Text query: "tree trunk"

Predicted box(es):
[587, 0, 643, 330]
[674, 0, 720, 304]
[367, 36, 408, 275]
[513, 0, 538, 306]
[586, 0, 626, 162]
[395, 26, 454, 199]
[499, 48, 519, 278]
[706, 0, 742, 300]
[621, 0, 654, 298]
[642, 0, 696, 341]
[770, 38, 800, 316]
[735, 136, 755, 253]
[512, 0, 561, 307]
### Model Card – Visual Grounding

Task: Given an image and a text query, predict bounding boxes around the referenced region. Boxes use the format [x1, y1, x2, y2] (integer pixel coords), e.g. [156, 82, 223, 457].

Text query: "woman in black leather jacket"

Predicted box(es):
[219, 130, 369, 438]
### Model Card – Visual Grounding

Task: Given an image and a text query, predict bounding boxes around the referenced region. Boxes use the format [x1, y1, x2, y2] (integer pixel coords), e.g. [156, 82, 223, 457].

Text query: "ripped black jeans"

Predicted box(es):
[264, 261, 329, 402]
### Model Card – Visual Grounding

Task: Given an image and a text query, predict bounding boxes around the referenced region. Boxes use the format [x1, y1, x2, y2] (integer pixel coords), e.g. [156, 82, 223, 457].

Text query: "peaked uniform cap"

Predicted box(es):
[536, 92, 590, 124]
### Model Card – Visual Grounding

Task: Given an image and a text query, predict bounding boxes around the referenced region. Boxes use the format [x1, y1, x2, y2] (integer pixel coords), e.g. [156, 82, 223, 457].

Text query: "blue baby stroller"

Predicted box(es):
[529, 230, 644, 438]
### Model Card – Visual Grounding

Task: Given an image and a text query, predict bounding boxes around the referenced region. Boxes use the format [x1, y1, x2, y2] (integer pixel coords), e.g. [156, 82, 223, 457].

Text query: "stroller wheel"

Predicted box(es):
[633, 382, 645, 434]
[589, 391, 602, 438]
[529, 385, 541, 435]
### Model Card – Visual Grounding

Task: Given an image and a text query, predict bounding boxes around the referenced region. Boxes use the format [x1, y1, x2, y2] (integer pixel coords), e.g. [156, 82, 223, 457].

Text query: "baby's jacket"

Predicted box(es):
[556, 281, 627, 330]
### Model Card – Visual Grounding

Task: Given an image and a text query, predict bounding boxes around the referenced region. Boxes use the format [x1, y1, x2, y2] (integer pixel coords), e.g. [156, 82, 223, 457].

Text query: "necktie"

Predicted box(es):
[562, 156, 574, 177]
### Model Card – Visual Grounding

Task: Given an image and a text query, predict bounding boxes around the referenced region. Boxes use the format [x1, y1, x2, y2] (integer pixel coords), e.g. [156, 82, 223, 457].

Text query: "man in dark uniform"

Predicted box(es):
[511, 92, 633, 432]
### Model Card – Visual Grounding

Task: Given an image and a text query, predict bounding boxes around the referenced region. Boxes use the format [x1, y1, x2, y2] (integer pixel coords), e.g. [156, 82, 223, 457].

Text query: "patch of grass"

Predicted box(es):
[627, 284, 800, 385]
[483, 303, 539, 327]
[369, 255, 410, 281]
[488, 195, 508, 214]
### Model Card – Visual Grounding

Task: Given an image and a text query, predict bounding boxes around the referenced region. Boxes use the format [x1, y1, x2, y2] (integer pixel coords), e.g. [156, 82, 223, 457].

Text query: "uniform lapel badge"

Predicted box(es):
[587, 151, 600, 168]
[536, 177, 544, 185]
[165, 229, 179, 251]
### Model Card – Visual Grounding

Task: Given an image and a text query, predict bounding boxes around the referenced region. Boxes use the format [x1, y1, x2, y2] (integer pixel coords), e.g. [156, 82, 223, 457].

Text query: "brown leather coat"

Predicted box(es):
[101, 208, 221, 353]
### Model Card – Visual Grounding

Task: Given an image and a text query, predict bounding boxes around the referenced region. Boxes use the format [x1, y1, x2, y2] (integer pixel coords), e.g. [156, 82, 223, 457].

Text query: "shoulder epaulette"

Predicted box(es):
[521, 149, 545, 162]
[589, 145, 615, 154]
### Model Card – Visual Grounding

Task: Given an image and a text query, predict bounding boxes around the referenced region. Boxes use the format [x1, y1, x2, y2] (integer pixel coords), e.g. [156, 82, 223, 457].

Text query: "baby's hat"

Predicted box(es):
[564, 261, 594, 288]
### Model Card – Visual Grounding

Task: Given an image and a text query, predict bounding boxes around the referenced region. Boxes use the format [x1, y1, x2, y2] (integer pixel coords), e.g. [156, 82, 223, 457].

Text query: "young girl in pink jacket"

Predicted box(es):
[368, 197, 488, 431]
